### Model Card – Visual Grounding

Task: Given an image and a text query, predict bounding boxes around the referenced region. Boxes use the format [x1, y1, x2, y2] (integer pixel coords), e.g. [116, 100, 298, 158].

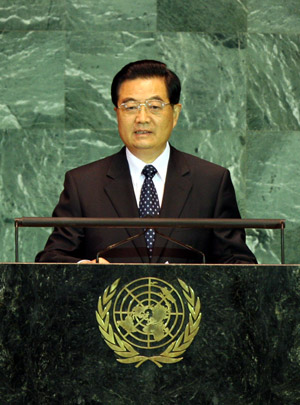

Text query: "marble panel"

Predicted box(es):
[0, 0, 65, 30]
[1, 264, 300, 403]
[247, 34, 300, 131]
[65, 0, 156, 31]
[245, 131, 300, 264]
[65, 31, 159, 130]
[0, 129, 65, 262]
[63, 128, 123, 172]
[248, 0, 300, 34]
[157, 33, 247, 131]
[157, 0, 247, 33]
[170, 129, 247, 211]
[0, 0, 298, 270]
[0, 31, 65, 130]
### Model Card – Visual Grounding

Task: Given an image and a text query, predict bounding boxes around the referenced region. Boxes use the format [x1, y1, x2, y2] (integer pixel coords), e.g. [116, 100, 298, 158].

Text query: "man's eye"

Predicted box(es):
[125, 104, 138, 111]
[148, 102, 162, 110]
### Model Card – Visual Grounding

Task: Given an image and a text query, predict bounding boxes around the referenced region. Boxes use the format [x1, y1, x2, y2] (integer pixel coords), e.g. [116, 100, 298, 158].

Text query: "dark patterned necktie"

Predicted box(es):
[139, 165, 160, 259]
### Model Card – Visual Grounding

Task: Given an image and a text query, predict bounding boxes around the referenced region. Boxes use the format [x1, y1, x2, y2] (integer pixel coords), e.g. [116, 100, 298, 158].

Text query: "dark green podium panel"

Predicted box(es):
[1, 264, 300, 404]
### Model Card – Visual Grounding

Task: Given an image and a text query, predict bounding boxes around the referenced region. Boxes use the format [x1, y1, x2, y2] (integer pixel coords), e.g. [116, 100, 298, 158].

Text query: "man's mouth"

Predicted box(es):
[134, 130, 152, 134]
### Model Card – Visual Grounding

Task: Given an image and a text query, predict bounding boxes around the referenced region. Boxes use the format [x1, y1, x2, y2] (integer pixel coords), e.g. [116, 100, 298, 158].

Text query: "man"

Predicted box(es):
[36, 60, 256, 264]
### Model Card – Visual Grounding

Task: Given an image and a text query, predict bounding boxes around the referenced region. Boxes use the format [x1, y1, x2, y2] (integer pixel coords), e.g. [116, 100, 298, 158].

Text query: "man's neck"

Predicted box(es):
[127, 145, 168, 163]
[126, 143, 170, 170]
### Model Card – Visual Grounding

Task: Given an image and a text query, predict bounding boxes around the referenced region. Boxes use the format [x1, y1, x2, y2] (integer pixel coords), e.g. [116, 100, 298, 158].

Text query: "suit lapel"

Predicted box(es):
[104, 148, 138, 219]
[103, 148, 147, 262]
[152, 146, 193, 262]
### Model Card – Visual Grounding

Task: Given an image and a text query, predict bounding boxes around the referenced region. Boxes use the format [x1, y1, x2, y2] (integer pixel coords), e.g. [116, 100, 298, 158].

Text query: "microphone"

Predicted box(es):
[155, 229, 206, 263]
[96, 230, 145, 263]
[95, 217, 206, 263]
[144, 214, 206, 263]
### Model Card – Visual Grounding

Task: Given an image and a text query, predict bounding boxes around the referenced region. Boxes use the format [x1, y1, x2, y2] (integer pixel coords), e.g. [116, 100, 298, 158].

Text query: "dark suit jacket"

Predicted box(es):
[35, 146, 256, 264]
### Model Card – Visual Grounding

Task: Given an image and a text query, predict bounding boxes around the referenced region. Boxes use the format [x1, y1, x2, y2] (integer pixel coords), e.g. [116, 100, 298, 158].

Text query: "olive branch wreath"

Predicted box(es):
[95, 278, 201, 368]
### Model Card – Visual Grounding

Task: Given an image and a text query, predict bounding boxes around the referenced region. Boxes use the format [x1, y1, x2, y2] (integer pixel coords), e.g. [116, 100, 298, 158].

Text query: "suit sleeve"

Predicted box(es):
[35, 171, 86, 263]
[209, 169, 257, 264]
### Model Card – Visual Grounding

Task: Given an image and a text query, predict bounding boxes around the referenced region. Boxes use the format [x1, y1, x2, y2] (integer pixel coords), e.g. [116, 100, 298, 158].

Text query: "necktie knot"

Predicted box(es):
[142, 165, 157, 180]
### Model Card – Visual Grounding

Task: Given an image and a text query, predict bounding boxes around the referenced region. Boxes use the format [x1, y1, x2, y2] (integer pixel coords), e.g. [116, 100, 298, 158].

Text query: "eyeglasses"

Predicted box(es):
[117, 100, 172, 114]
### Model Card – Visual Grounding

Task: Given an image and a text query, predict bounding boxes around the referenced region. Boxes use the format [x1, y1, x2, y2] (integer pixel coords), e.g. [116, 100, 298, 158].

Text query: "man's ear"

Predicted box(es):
[172, 104, 182, 128]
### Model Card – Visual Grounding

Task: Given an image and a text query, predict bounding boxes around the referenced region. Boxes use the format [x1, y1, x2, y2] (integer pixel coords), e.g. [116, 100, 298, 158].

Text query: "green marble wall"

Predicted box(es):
[0, 1, 299, 263]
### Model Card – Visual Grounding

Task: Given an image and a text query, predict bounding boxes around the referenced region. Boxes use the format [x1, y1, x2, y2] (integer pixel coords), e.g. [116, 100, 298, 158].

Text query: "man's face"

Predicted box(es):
[115, 77, 181, 162]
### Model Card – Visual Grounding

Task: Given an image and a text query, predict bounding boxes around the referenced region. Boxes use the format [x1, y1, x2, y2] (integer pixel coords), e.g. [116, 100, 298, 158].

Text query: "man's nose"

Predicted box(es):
[135, 104, 150, 122]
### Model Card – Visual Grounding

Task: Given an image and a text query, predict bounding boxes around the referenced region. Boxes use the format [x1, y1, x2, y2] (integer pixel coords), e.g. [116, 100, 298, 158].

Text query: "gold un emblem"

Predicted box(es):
[96, 277, 202, 368]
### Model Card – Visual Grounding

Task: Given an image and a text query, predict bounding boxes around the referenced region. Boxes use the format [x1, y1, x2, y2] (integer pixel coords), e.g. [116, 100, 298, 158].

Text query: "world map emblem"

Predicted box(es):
[96, 277, 202, 367]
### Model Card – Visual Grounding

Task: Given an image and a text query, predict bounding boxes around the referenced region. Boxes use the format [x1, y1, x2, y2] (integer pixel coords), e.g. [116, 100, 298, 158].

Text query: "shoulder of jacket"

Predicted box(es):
[170, 145, 228, 175]
[65, 148, 125, 178]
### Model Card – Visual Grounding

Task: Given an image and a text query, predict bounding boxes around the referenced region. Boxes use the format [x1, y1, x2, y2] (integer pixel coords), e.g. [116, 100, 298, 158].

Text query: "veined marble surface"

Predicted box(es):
[0, 2, 299, 264]
[66, 0, 156, 31]
[1, 263, 300, 404]
[248, 0, 300, 34]
[0, 1, 65, 30]
[0, 0, 156, 31]
[247, 34, 300, 130]
[157, 0, 247, 33]
[0, 31, 65, 129]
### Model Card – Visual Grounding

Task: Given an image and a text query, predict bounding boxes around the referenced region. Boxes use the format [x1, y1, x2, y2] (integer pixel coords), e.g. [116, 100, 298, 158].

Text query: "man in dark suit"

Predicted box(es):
[36, 60, 256, 264]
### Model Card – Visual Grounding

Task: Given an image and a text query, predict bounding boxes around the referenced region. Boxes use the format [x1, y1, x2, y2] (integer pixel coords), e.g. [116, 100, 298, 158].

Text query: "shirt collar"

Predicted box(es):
[126, 143, 170, 181]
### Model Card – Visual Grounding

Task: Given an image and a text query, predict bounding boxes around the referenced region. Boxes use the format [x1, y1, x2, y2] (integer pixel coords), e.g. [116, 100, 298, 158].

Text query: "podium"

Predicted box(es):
[1, 263, 300, 404]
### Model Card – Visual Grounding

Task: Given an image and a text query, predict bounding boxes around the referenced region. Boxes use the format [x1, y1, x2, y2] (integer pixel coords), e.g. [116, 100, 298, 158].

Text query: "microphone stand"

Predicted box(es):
[96, 230, 145, 263]
[95, 227, 206, 263]
[155, 229, 206, 263]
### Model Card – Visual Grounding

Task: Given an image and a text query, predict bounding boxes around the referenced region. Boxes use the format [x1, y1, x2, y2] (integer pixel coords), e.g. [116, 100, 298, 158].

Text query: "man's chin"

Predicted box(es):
[133, 142, 156, 150]
[132, 138, 155, 149]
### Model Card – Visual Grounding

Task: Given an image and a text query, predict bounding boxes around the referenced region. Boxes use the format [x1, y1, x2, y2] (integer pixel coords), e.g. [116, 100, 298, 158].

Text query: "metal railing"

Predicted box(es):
[14, 217, 286, 264]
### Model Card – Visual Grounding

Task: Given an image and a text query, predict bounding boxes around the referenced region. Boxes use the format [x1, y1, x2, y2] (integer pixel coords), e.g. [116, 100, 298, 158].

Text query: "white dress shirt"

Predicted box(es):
[126, 143, 170, 207]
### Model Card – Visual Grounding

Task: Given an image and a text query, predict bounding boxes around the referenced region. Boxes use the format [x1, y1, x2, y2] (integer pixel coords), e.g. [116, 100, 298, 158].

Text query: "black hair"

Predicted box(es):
[111, 60, 181, 107]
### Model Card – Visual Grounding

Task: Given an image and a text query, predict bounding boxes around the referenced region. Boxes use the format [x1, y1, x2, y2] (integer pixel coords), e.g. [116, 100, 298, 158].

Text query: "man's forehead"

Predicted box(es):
[118, 77, 168, 100]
